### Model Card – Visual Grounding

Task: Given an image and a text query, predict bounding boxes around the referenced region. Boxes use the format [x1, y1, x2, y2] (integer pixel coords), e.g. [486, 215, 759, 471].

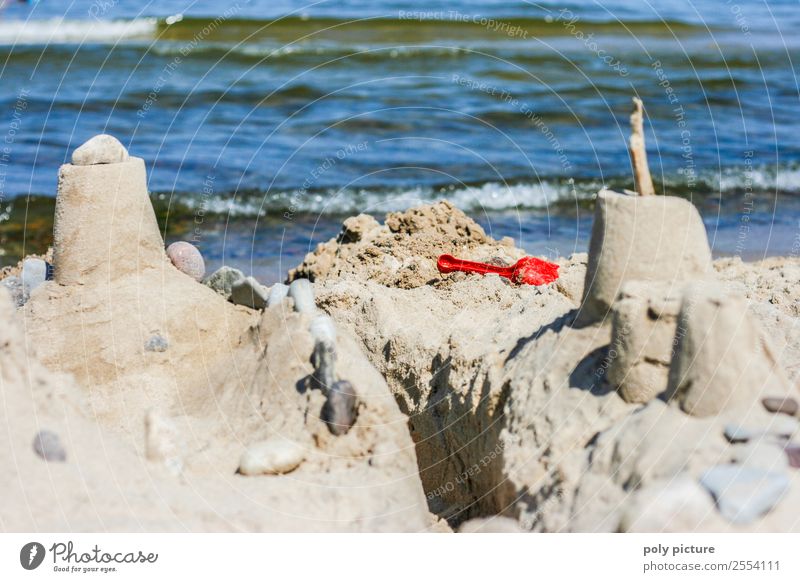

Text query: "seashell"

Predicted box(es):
[166, 241, 205, 281]
[267, 283, 289, 307]
[322, 380, 359, 436]
[32, 430, 66, 462]
[238, 438, 305, 476]
[71, 134, 129, 166]
[288, 278, 315, 314]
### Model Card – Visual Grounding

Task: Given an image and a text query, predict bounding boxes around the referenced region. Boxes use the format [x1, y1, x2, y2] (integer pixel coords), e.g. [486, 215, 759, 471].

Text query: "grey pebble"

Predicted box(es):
[762, 397, 799, 417]
[230, 276, 269, 310]
[145, 334, 169, 352]
[322, 380, 359, 436]
[288, 279, 315, 314]
[204, 266, 245, 300]
[785, 445, 800, 468]
[700, 464, 789, 524]
[267, 283, 289, 307]
[33, 430, 66, 462]
[310, 337, 336, 393]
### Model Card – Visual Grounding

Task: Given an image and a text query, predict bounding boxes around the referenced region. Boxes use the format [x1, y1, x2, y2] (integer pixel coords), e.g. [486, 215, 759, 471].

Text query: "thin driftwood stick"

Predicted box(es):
[629, 96, 656, 196]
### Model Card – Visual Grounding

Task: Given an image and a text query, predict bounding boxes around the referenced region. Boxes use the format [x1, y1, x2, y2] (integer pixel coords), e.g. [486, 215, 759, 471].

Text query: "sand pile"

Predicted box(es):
[0, 135, 432, 532]
[304, 194, 800, 531]
[289, 201, 527, 289]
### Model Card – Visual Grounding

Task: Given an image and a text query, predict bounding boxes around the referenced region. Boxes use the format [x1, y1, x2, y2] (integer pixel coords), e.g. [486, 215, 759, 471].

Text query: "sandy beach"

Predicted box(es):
[2, 133, 799, 533]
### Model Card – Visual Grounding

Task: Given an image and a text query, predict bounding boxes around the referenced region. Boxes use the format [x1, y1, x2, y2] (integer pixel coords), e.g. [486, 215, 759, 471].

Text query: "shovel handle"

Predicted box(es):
[437, 254, 512, 277]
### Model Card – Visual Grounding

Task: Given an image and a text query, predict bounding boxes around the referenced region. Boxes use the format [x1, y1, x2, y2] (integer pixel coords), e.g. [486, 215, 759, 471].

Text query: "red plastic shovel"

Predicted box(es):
[437, 254, 559, 286]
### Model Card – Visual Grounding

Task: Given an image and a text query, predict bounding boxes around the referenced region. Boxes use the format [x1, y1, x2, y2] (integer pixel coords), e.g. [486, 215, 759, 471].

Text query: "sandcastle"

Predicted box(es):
[584, 100, 795, 418]
[580, 99, 712, 324]
[53, 135, 166, 285]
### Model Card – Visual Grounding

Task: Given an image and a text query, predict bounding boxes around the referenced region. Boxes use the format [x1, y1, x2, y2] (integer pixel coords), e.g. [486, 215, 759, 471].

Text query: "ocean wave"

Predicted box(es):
[162, 180, 586, 218]
[0, 17, 157, 45]
[717, 166, 800, 193]
[0, 14, 710, 46]
[161, 166, 800, 218]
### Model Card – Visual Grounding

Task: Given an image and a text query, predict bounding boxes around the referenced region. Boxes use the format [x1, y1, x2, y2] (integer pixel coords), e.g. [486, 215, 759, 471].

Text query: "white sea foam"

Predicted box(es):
[0, 18, 157, 45]
[173, 166, 800, 218]
[174, 180, 591, 217]
[718, 166, 800, 193]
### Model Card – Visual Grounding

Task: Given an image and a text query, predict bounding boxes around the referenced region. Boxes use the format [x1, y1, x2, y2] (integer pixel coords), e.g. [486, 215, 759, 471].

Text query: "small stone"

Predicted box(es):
[267, 283, 289, 307]
[145, 410, 183, 474]
[310, 337, 336, 393]
[22, 258, 47, 298]
[310, 315, 337, 344]
[724, 425, 757, 444]
[166, 241, 205, 281]
[724, 417, 799, 443]
[238, 438, 305, 476]
[700, 464, 789, 524]
[32, 430, 66, 462]
[762, 397, 799, 417]
[71, 134, 129, 165]
[0, 276, 25, 307]
[731, 439, 789, 471]
[230, 276, 269, 310]
[204, 266, 245, 299]
[288, 278, 315, 313]
[144, 334, 169, 352]
[786, 445, 800, 468]
[322, 380, 359, 436]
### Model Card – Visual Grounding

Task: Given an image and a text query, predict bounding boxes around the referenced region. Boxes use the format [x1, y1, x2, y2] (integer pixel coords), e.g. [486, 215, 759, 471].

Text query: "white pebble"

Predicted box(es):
[22, 258, 47, 296]
[288, 279, 315, 314]
[238, 438, 305, 476]
[310, 315, 337, 344]
[267, 283, 289, 307]
[71, 134, 129, 165]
